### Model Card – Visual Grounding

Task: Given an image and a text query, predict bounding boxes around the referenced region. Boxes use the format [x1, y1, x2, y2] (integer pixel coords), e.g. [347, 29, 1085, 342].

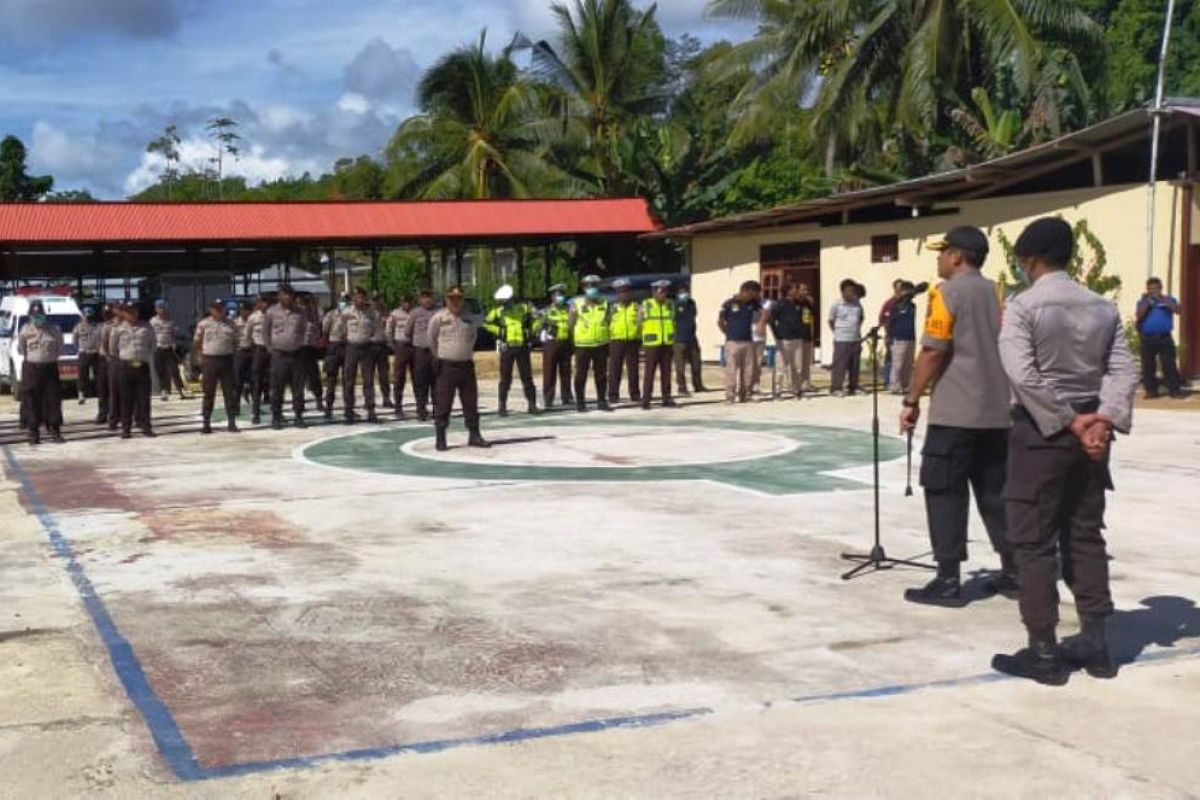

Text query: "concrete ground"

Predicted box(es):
[1, 367, 1198, 799]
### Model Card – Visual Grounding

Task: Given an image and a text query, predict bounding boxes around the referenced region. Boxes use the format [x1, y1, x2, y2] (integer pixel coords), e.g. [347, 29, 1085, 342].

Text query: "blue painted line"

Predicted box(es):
[2, 445, 205, 782]
[5, 442, 1200, 783]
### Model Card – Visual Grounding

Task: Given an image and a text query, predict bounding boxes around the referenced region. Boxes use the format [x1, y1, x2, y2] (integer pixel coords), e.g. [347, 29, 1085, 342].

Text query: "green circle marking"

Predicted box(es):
[298, 417, 904, 496]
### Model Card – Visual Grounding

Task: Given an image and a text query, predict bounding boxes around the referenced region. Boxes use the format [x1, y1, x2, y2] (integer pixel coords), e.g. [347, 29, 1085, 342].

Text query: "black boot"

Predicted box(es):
[467, 427, 491, 448]
[366, 411, 380, 424]
[528, 402, 541, 415]
[227, 418, 240, 433]
[435, 427, 449, 452]
[576, 400, 588, 413]
[271, 417, 284, 430]
[598, 400, 614, 412]
[252, 410, 262, 426]
[29, 429, 41, 446]
[201, 419, 213, 435]
[498, 399, 509, 417]
[293, 416, 308, 429]
[418, 407, 429, 422]
[904, 565, 967, 608]
[985, 553, 1020, 598]
[1060, 615, 1117, 679]
[992, 634, 1070, 686]
[141, 427, 157, 438]
[50, 427, 65, 443]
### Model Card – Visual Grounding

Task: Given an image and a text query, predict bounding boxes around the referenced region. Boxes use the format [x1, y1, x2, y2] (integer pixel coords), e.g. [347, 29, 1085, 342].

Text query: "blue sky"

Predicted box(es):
[0, 0, 752, 198]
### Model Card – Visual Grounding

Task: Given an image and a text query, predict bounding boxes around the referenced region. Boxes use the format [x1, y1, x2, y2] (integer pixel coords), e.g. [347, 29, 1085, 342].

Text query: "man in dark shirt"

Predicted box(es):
[719, 281, 763, 403]
[673, 289, 707, 395]
[886, 281, 917, 394]
[769, 283, 815, 398]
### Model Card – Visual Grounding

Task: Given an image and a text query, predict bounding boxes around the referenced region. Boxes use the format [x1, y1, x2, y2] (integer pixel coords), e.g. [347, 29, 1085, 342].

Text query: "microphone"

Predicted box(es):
[912, 281, 930, 294]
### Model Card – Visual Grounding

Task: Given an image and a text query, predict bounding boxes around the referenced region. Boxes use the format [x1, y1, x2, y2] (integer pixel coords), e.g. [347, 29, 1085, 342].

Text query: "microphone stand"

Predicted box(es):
[841, 326, 935, 581]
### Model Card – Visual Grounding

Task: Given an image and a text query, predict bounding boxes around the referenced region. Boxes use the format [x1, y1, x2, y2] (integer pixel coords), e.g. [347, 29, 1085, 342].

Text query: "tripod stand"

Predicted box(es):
[841, 326, 935, 581]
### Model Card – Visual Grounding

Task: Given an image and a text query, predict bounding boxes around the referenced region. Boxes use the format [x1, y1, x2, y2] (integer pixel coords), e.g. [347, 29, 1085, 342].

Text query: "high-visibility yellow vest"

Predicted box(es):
[609, 302, 640, 341]
[573, 299, 610, 347]
[541, 306, 571, 340]
[640, 298, 675, 347]
[485, 304, 530, 345]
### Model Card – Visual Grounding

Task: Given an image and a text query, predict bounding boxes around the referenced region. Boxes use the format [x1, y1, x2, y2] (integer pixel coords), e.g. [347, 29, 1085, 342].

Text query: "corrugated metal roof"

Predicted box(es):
[0, 198, 660, 245]
[649, 101, 1200, 239]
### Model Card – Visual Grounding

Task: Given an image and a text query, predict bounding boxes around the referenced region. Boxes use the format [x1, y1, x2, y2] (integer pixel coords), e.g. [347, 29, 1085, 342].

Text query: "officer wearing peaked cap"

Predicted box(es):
[485, 284, 539, 416]
[607, 277, 641, 405]
[639, 279, 678, 409]
[429, 286, 489, 451]
[17, 299, 65, 444]
[569, 274, 613, 412]
[539, 283, 574, 408]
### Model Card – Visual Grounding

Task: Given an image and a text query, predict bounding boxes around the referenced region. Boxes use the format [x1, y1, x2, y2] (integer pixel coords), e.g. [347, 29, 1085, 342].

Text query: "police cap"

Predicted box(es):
[581, 274, 602, 286]
[612, 278, 632, 290]
[651, 280, 671, 290]
[928, 226, 990, 265]
[445, 285, 466, 298]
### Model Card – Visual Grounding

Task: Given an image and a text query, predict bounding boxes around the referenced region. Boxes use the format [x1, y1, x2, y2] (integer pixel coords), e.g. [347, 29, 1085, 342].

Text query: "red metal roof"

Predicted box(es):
[0, 198, 660, 245]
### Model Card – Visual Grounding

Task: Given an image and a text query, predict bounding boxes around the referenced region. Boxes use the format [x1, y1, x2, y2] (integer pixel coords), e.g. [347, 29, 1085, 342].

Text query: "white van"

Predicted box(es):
[0, 292, 85, 398]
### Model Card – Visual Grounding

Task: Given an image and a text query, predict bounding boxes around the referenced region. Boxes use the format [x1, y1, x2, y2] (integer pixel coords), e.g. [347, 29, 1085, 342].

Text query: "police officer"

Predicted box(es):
[115, 304, 156, 439]
[899, 226, 1013, 607]
[73, 306, 102, 407]
[150, 300, 189, 401]
[104, 306, 123, 429]
[370, 294, 392, 410]
[94, 306, 116, 424]
[405, 290, 438, 422]
[193, 299, 241, 434]
[639, 280, 677, 409]
[263, 284, 309, 429]
[17, 300, 65, 444]
[485, 284, 540, 416]
[429, 286, 489, 452]
[673, 288, 707, 396]
[322, 295, 348, 420]
[992, 218, 1139, 685]
[386, 296, 414, 419]
[339, 286, 381, 425]
[569, 275, 613, 412]
[233, 301, 255, 414]
[607, 278, 641, 405]
[539, 284, 574, 408]
[247, 296, 270, 425]
[301, 294, 326, 414]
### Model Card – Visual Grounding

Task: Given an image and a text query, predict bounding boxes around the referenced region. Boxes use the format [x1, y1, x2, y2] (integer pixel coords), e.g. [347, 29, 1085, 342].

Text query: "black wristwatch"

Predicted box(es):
[902, 397, 920, 409]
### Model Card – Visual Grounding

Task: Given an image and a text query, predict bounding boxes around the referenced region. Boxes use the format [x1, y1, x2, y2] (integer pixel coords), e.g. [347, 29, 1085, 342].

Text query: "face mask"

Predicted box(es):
[1014, 261, 1031, 284]
[33, 314, 47, 326]
[678, 292, 690, 302]
[553, 294, 566, 306]
[585, 287, 600, 300]
[338, 301, 349, 311]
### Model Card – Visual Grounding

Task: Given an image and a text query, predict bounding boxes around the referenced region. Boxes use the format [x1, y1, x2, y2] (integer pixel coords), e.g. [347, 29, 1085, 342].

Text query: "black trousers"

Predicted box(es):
[830, 341, 862, 393]
[302, 346, 324, 405]
[251, 346, 270, 416]
[673, 341, 704, 392]
[1004, 410, 1114, 637]
[607, 340, 641, 402]
[118, 361, 152, 432]
[323, 342, 345, 410]
[574, 345, 609, 406]
[201, 354, 239, 421]
[78, 351, 99, 398]
[154, 348, 185, 394]
[542, 340, 573, 405]
[1139, 333, 1183, 396]
[269, 350, 306, 420]
[919, 425, 1010, 567]
[642, 345, 673, 405]
[412, 347, 434, 412]
[95, 356, 111, 421]
[434, 359, 479, 430]
[393, 342, 414, 407]
[344, 343, 376, 418]
[107, 353, 122, 424]
[234, 348, 254, 409]
[20, 362, 63, 433]
[499, 345, 536, 407]
[373, 343, 391, 402]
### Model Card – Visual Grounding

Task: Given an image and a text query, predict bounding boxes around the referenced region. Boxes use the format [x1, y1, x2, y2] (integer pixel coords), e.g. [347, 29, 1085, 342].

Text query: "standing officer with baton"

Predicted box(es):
[991, 218, 1139, 685]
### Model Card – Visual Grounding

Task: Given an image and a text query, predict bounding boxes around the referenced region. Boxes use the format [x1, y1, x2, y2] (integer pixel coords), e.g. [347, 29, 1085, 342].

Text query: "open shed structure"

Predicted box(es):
[0, 197, 661, 300]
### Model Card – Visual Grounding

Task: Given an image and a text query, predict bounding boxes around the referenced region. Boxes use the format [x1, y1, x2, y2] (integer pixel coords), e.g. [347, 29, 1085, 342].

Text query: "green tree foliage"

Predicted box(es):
[375, 251, 427, 305]
[0, 135, 53, 201]
[45, 188, 97, 202]
[996, 218, 1123, 299]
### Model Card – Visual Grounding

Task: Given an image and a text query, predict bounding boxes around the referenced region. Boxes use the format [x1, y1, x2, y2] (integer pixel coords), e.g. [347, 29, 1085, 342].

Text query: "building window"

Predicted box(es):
[872, 234, 899, 263]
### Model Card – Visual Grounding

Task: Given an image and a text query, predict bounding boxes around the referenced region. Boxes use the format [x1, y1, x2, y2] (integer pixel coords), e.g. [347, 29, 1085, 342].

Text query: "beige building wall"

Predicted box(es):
[689, 181, 1187, 364]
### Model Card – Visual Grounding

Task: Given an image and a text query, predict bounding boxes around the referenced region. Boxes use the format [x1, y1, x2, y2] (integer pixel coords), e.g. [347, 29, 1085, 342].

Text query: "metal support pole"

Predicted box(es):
[1147, 0, 1178, 279]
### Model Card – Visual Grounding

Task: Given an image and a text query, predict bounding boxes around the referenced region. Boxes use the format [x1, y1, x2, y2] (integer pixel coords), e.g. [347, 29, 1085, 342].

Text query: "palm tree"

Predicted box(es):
[708, 0, 1101, 176]
[526, 0, 671, 194]
[386, 31, 582, 199]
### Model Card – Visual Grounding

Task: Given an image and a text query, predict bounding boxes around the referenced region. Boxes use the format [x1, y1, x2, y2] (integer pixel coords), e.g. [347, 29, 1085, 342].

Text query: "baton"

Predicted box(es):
[905, 429, 915, 497]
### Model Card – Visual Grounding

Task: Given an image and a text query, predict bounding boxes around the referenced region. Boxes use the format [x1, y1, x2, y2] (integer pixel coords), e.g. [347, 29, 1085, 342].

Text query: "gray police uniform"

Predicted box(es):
[262, 303, 308, 424]
[322, 308, 345, 413]
[339, 306, 381, 421]
[194, 317, 240, 425]
[918, 270, 1012, 574]
[17, 322, 64, 435]
[150, 315, 185, 396]
[74, 319, 101, 402]
[116, 321, 156, 434]
[247, 309, 269, 420]
[998, 271, 1138, 638]
[405, 304, 438, 418]
[429, 307, 482, 432]
[233, 313, 254, 410]
[387, 306, 414, 416]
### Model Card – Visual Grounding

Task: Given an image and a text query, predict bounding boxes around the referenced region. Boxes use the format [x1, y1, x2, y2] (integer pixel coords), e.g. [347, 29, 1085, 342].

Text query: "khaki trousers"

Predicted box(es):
[724, 341, 753, 402]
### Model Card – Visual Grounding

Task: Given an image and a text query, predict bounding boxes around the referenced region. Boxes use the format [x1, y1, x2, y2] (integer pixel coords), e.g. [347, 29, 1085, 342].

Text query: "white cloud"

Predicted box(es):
[260, 104, 314, 133]
[343, 37, 420, 106]
[28, 120, 121, 184]
[122, 136, 312, 196]
[336, 92, 371, 115]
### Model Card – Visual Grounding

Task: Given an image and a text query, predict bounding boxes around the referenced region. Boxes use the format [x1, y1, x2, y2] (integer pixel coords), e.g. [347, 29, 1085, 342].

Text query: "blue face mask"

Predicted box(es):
[338, 301, 349, 311]
[585, 287, 600, 300]
[553, 294, 566, 306]
[33, 314, 47, 326]
[678, 292, 690, 302]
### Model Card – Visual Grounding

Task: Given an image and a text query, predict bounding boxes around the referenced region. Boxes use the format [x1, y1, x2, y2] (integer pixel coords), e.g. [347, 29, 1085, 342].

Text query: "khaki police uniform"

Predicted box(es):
[94, 317, 114, 423]
[321, 307, 345, 415]
[194, 315, 240, 428]
[116, 320, 156, 436]
[405, 303, 438, 420]
[262, 302, 308, 426]
[607, 300, 641, 403]
[246, 308, 269, 422]
[485, 301, 538, 414]
[338, 304, 381, 422]
[301, 307, 325, 412]
[370, 303, 392, 409]
[74, 317, 101, 403]
[233, 311, 254, 412]
[428, 302, 483, 437]
[150, 314, 186, 397]
[916, 269, 1013, 576]
[386, 305, 414, 417]
[17, 320, 64, 439]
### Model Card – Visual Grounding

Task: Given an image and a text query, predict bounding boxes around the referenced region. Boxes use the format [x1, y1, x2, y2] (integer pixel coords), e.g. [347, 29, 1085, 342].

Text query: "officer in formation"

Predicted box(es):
[262, 284, 309, 429]
[485, 284, 540, 416]
[193, 299, 241, 434]
[387, 296, 414, 419]
[672, 287, 708, 396]
[247, 296, 270, 425]
[371, 294, 392, 410]
[73, 306, 101, 407]
[569, 274, 613, 412]
[639, 279, 677, 409]
[150, 300, 189, 401]
[321, 294, 349, 420]
[339, 286, 382, 425]
[94, 306, 116, 424]
[429, 286, 489, 451]
[900, 226, 1013, 608]
[301, 294, 326, 415]
[233, 301, 255, 415]
[607, 278, 641, 405]
[405, 290, 438, 422]
[539, 283, 574, 408]
[115, 303, 157, 438]
[992, 218, 1139, 685]
[17, 300, 65, 444]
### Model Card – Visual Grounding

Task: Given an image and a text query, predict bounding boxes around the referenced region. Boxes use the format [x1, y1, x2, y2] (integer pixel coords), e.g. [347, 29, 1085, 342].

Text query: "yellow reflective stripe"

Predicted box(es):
[923, 286, 954, 342]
